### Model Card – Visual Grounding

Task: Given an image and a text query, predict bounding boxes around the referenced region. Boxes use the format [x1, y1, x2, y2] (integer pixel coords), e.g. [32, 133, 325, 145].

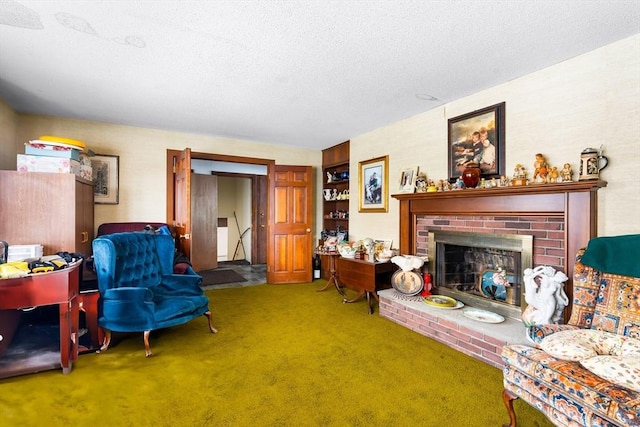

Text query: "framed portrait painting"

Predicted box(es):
[447, 102, 505, 181]
[91, 154, 119, 204]
[359, 155, 388, 212]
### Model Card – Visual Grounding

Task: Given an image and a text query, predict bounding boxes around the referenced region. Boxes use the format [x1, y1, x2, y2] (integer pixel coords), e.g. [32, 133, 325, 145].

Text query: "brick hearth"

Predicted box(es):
[378, 289, 528, 369]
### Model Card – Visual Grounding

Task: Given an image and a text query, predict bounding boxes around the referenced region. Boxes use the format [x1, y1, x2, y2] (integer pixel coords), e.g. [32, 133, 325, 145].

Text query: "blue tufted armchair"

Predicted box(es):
[92, 232, 217, 357]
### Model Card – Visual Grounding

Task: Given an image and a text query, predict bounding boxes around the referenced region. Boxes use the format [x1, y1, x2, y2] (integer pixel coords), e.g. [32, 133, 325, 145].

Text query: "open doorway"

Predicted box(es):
[167, 149, 313, 285]
[191, 160, 267, 286]
[167, 150, 270, 286]
[191, 159, 267, 266]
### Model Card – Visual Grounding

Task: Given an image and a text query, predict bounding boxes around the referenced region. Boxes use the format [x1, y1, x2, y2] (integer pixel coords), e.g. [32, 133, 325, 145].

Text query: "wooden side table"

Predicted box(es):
[79, 290, 103, 351]
[337, 258, 397, 314]
[0, 262, 81, 377]
[315, 251, 346, 296]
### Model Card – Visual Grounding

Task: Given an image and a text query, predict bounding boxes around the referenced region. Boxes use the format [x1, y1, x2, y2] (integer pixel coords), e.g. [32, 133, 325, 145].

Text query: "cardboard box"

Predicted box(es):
[17, 154, 80, 176]
[25, 142, 81, 160]
[8, 244, 43, 262]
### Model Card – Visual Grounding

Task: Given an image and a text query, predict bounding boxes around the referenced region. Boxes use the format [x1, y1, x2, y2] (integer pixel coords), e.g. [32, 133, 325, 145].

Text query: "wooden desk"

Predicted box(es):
[337, 258, 397, 314]
[0, 262, 80, 377]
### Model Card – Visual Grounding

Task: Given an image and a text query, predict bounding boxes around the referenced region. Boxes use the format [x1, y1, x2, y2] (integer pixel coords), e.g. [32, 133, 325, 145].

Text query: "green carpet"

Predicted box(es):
[0, 282, 552, 427]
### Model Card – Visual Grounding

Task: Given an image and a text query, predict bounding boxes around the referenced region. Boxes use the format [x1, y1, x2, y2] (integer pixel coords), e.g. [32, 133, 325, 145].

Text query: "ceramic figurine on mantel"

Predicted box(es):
[415, 172, 428, 192]
[532, 153, 549, 184]
[511, 163, 528, 186]
[560, 163, 573, 182]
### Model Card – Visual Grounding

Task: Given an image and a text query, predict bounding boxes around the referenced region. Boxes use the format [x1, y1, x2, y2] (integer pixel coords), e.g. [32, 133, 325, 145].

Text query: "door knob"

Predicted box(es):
[306, 228, 311, 233]
[180, 233, 191, 240]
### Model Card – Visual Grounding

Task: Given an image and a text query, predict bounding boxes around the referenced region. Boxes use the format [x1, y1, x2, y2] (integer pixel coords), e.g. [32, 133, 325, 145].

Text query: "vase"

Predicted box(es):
[462, 163, 481, 188]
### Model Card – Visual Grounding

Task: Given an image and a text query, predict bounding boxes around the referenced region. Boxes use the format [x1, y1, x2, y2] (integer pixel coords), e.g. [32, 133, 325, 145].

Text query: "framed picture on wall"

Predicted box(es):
[447, 102, 505, 181]
[359, 155, 388, 212]
[91, 154, 119, 204]
[398, 167, 418, 193]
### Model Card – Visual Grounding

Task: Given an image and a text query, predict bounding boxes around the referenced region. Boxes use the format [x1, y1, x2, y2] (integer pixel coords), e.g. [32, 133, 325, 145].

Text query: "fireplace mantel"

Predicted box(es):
[392, 180, 606, 315]
[382, 181, 606, 366]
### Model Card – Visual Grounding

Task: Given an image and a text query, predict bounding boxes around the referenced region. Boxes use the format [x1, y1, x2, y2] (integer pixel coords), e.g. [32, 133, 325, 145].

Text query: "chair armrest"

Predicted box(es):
[154, 274, 204, 297]
[99, 287, 156, 332]
[526, 324, 583, 344]
[182, 265, 198, 275]
[102, 286, 154, 302]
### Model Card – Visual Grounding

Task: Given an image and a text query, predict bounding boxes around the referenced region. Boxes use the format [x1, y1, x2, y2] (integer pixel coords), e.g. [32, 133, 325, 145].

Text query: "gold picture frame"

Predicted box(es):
[358, 155, 388, 212]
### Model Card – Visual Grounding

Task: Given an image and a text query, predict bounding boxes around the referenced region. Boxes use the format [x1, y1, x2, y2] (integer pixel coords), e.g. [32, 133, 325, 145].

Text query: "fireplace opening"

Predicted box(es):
[428, 231, 533, 320]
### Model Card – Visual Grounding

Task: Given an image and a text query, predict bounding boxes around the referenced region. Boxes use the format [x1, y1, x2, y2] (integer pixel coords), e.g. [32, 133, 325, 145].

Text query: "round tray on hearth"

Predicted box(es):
[390, 270, 424, 296]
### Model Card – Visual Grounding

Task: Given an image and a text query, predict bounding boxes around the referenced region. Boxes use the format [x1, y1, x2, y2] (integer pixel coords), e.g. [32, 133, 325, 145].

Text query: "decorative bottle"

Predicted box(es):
[313, 253, 322, 280]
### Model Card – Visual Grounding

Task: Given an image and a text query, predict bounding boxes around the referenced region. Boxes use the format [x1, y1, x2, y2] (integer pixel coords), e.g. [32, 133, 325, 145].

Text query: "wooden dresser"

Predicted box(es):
[0, 171, 94, 258]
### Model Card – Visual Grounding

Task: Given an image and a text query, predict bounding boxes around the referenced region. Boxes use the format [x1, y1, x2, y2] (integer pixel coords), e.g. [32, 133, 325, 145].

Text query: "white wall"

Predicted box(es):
[348, 35, 640, 245]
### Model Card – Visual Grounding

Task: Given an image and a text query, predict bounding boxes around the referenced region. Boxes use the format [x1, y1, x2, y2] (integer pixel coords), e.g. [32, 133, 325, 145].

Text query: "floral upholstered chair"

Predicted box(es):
[501, 234, 640, 427]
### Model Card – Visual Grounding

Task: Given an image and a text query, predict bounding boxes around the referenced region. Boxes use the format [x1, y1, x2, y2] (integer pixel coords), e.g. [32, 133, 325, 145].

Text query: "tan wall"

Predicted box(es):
[8, 115, 322, 234]
[0, 98, 18, 170]
[349, 34, 640, 245]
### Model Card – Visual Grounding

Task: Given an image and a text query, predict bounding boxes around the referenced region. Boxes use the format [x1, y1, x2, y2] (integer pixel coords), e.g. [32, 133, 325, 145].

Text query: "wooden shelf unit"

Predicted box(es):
[320, 141, 350, 279]
[321, 140, 350, 233]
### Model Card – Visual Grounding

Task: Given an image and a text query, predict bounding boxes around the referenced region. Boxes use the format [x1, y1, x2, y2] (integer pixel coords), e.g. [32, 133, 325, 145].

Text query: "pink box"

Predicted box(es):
[17, 154, 80, 176]
[79, 164, 93, 181]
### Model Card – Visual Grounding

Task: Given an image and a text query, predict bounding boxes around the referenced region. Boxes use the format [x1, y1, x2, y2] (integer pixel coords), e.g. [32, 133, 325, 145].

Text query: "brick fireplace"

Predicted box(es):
[380, 181, 606, 368]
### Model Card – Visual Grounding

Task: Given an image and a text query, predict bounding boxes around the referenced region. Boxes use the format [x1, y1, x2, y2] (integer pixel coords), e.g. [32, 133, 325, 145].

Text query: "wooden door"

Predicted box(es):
[173, 148, 192, 259]
[190, 173, 218, 272]
[267, 165, 313, 284]
[252, 175, 268, 264]
[75, 180, 94, 257]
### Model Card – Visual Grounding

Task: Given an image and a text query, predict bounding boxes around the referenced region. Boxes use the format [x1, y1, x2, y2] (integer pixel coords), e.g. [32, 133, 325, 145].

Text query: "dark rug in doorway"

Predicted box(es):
[199, 268, 247, 286]
[218, 259, 250, 266]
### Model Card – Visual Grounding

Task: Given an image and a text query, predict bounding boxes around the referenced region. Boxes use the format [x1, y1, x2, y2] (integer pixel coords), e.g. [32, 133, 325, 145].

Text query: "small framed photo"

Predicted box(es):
[448, 102, 505, 181]
[359, 155, 388, 212]
[398, 167, 417, 193]
[375, 239, 393, 250]
[91, 154, 119, 204]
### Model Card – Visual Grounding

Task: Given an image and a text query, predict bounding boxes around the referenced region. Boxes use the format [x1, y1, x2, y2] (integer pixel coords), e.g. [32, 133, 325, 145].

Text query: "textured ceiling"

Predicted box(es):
[0, 0, 638, 150]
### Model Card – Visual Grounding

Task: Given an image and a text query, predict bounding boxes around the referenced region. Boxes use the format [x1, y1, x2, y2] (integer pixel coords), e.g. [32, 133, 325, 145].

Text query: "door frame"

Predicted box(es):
[166, 150, 274, 265]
